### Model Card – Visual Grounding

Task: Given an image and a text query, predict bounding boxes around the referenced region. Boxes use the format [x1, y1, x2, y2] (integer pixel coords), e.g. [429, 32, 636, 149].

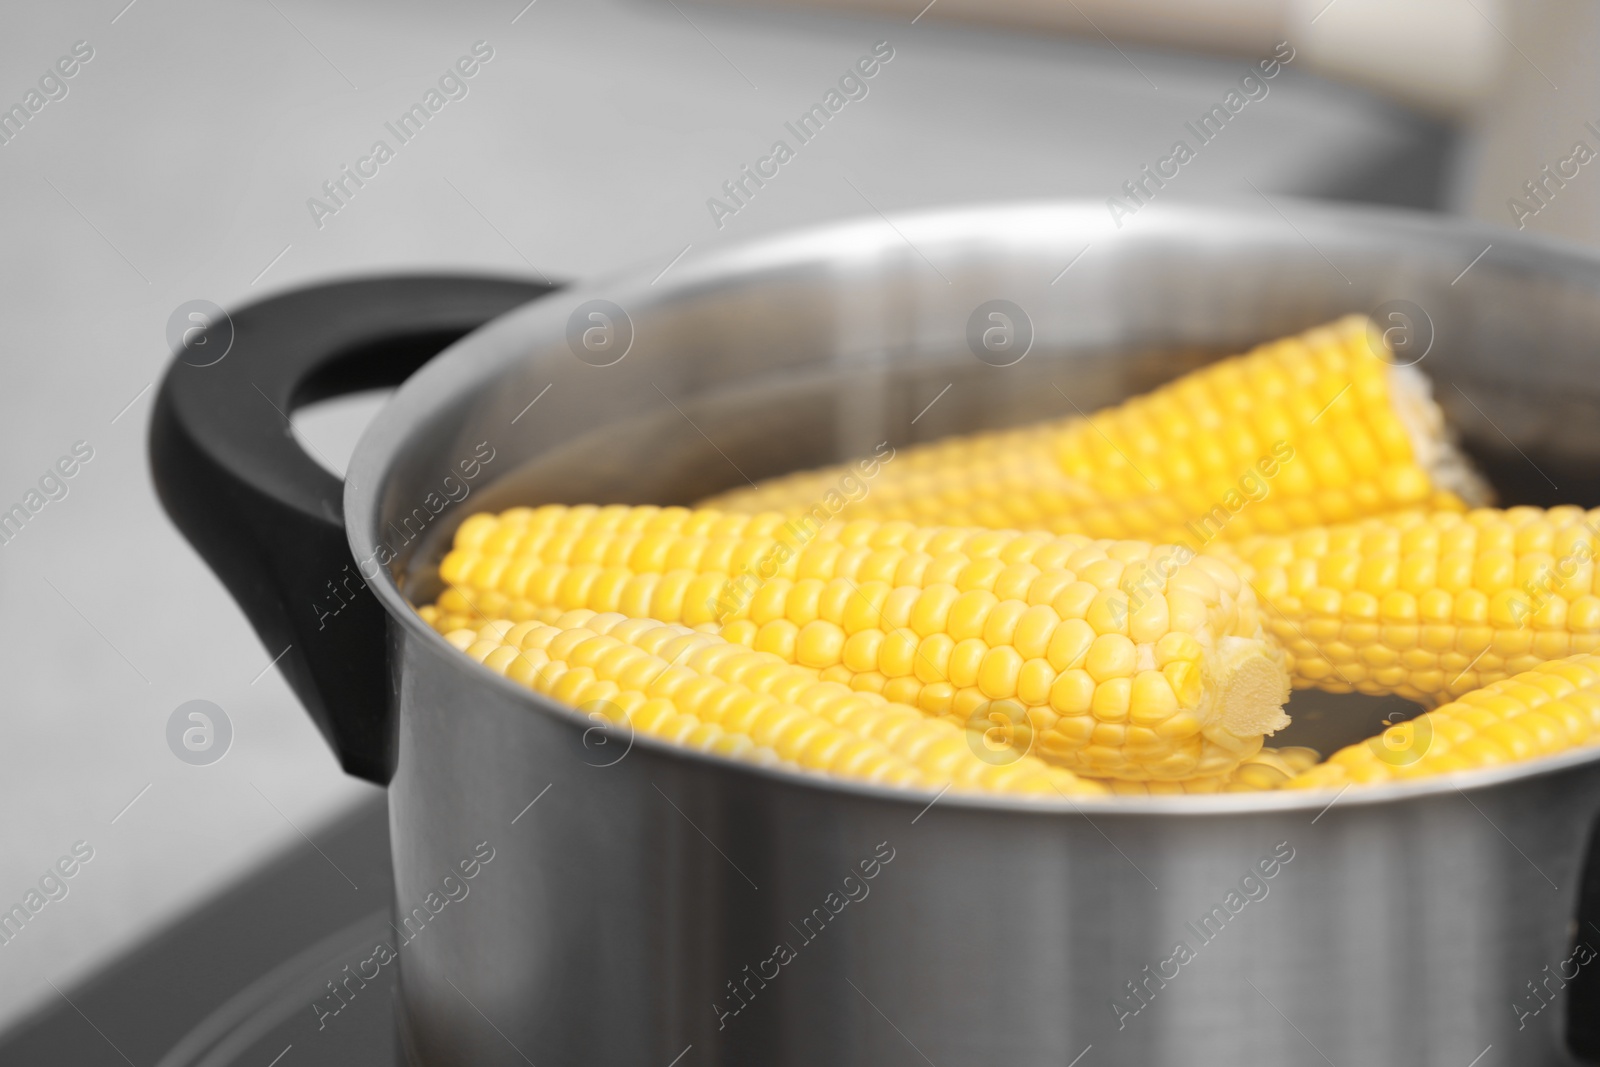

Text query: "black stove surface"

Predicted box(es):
[0, 796, 397, 1067]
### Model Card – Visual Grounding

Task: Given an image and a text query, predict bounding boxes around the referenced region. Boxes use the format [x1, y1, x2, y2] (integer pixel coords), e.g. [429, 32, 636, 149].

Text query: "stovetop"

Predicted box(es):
[0, 798, 397, 1067]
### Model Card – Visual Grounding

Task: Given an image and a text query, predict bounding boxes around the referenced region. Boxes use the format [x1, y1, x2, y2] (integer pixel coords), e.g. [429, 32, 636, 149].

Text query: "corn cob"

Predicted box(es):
[700, 315, 1487, 544]
[439, 610, 1108, 796]
[1215, 506, 1600, 704]
[1098, 745, 1322, 795]
[428, 504, 1291, 781]
[1286, 655, 1600, 788]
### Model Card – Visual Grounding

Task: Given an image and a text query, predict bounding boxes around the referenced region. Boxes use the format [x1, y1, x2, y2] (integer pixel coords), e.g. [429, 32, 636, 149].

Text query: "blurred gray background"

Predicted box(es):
[0, 0, 1586, 1036]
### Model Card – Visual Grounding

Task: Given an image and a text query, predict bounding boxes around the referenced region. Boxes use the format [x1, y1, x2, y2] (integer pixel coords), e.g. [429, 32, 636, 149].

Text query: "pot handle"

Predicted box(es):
[1570, 809, 1600, 1060]
[149, 275, 557, 784]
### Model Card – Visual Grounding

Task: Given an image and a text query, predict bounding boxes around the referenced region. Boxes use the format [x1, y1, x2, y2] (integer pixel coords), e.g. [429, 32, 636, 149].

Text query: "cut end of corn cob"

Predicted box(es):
[1211, 637, 1293, 740]
[1286, 654, 1600, 789]
[1384, 356, 1492, 510]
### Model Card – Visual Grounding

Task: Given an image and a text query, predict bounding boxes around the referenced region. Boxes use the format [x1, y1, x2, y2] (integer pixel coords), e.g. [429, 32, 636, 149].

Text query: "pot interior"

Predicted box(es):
[364, 201, 1600, 766]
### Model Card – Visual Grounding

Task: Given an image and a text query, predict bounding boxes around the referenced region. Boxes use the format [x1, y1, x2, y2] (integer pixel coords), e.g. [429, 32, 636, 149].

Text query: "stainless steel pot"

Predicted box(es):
[152, 201, 1600, 1066]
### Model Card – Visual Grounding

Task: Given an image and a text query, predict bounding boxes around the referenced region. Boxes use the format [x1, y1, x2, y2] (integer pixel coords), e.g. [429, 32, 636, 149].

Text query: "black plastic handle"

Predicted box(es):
[1569, 810, 1600, 1060]
[150, 274, 557, 783]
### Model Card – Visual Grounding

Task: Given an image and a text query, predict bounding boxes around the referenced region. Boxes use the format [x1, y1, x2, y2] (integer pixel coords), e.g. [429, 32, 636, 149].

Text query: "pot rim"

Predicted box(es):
[347, 196, 1600, 816]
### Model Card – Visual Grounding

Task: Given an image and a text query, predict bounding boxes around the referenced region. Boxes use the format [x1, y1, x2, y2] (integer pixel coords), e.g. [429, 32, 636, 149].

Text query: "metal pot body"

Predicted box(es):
[338, 202, 1600, 1066]
[388, 630, 1600, 1067]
